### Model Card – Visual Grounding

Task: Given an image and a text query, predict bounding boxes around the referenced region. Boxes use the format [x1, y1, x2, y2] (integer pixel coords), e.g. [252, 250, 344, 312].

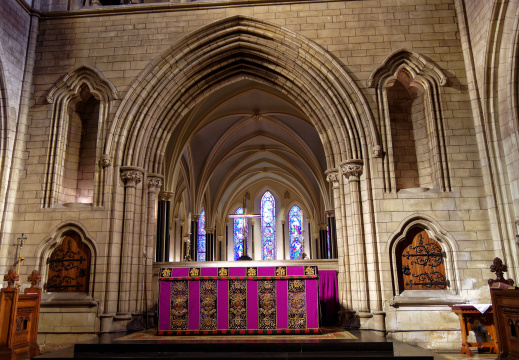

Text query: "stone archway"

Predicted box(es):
[104, 15, 382, 325]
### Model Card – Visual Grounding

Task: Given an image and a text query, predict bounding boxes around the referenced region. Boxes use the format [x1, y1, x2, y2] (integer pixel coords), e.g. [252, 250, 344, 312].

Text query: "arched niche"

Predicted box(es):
[368, 49, 450, 193]
[44, 66, 119, 208]
[387, 215, 460, 298]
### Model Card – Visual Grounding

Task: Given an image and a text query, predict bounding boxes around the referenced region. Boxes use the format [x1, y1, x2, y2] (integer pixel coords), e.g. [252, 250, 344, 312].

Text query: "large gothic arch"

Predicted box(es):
[105, 15, 380, 172]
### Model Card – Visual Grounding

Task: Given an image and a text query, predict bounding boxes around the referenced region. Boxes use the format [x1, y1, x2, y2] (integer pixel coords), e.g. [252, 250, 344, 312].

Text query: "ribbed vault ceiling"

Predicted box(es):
[164, 79, 329, 225]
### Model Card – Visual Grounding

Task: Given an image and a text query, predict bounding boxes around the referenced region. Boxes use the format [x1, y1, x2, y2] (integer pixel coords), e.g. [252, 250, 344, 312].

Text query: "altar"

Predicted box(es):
[157, 265, 320, 335]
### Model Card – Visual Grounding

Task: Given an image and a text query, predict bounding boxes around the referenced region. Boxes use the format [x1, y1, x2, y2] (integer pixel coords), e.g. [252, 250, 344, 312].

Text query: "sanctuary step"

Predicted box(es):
[33, 329, 438, 359]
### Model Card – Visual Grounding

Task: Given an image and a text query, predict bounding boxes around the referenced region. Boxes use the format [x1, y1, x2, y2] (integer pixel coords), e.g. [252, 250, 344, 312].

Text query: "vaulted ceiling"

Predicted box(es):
[165, 79, 329, 226]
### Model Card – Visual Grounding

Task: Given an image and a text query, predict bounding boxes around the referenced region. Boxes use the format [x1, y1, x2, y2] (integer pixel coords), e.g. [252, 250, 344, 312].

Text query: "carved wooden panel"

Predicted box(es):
[396, 228, 449, 292]
[46, 232, 91, 292]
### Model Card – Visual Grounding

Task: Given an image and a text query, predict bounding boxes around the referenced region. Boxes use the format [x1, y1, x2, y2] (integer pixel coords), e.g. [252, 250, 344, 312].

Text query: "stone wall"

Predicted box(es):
[0, 0, 514, 351]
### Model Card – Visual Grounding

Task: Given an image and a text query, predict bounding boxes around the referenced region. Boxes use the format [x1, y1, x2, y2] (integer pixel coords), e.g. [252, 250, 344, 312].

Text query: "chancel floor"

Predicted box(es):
[32, 327, 458, 360]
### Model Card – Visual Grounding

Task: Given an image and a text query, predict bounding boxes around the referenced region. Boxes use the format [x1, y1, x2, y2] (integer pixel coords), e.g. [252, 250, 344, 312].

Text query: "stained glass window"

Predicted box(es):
[327, 226, 331, 259]
[233, 207, 248, 261]
[289, 205, 303, 260]
[197, 210, 206, 261]
[261, 191, 276, 260]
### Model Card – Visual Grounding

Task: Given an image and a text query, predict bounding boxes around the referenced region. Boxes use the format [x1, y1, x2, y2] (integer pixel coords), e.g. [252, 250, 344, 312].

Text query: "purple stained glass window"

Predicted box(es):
[197, 210, 206, 261]
[289, 205, 303, 260]
[233, 207, 248, 261]
[261, 191, 276, 260]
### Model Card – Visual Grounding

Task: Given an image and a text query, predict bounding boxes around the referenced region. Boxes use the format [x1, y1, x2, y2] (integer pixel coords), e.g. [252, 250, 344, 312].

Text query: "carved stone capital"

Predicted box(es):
[101, 155, 111, 168]
[325, 210, 335, 217]
[120, 168, 143, 187]
[340, 159, 364, 182]
[325, 168, 340, 183]
[147, 174, 163, 192]
[159, 191, 174, 201]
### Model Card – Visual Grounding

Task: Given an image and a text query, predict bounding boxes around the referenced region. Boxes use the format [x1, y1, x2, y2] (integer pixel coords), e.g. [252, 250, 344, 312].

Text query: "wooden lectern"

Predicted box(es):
[0, 269, 42, 360]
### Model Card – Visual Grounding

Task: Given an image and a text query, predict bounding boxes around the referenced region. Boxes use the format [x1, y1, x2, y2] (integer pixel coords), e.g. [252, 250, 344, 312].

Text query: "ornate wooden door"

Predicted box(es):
[46, 232, 91, 292]
[396, 228, 449, 292]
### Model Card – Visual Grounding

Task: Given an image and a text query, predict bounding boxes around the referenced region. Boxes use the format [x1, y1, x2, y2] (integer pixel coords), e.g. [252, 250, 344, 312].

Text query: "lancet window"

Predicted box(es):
[233, 207, 248, 261]
[197, 210, 206, 262]
[288, 205, 303, 260]
[261, 191, 276, 260]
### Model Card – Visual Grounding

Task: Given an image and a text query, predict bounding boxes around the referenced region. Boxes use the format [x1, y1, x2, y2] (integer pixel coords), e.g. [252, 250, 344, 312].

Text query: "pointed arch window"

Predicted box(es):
[261, 191, 276, 260]
[288, 205, 303, 260]
[197, 210, 206, 262]
[233, 207, 248, 261]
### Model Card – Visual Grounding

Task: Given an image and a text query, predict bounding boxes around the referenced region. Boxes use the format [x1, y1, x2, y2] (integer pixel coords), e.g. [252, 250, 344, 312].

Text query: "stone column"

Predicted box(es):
[340, 159, 369, 314]
[118, 167, 143, 316]
[217, 235, 224, 261]
[145, 175, 162, 315]
[325, 168, 352, 312]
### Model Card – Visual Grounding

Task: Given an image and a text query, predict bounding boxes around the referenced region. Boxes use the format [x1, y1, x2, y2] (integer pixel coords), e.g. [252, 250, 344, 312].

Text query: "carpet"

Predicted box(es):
[116, 327, 357, 342]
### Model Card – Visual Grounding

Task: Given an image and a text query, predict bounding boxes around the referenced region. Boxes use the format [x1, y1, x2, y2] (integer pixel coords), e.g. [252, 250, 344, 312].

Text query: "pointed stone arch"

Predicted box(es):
[105, 15, 380, 174]
[43, 66, 119, 207]
[368, 49, 450, 193]
[387, 214, 460, 296]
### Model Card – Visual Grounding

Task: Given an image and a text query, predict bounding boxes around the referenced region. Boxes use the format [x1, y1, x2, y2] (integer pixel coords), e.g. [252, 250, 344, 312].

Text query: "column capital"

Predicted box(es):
[340, 159, 364, 182]
[325, 210, 335, 217]
[325, 168, 340, 183]
[120, 167, 144, 187]
[147, 173, 164, 192]
[159, 191, 174, 201]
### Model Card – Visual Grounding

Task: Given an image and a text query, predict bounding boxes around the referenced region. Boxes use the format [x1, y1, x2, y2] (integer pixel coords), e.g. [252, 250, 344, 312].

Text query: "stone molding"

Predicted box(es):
[340, 160, 364, 182]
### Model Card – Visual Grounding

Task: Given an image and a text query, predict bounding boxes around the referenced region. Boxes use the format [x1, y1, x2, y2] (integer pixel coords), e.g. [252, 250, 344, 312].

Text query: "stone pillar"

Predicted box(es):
[146, 175, 162, 314]
[217, 235, 224, 261]
[192, 215, 200, 261]
[340, 159, 369, 314]
[118, 167, 143, 316]
[325, 168, 352, 312]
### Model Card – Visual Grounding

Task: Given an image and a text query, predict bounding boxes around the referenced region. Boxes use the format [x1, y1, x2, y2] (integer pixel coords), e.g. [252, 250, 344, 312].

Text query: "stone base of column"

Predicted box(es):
[357, 311, 373, 329]
[112, 313, 132, 332]
[371, 311, 386, 333]
[99, 313, 114, 333]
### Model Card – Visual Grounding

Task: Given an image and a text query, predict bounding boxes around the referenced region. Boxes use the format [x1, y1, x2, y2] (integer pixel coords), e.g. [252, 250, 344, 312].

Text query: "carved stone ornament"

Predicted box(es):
[147, 177, 163, 190]
[372, 145, 382, 158]
[101, 155, 111, 168]
[120, 170, 142, 187]
[340, 160, 364, 182]
[325, 168, 340, 183]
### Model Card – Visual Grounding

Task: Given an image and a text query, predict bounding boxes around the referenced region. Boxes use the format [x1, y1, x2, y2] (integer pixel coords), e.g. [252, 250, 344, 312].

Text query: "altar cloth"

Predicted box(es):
[157, 266, 320, 335]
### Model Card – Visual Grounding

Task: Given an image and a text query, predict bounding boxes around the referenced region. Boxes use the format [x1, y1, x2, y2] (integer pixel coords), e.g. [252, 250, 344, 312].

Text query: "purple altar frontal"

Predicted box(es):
[158, 266, 320, 335]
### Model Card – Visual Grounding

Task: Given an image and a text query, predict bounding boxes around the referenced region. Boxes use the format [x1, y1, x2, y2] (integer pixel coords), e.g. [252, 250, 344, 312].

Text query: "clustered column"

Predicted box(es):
[340, 159, 369, 313]
[325, 168, 352, 312]
[119, 167, 143, 316]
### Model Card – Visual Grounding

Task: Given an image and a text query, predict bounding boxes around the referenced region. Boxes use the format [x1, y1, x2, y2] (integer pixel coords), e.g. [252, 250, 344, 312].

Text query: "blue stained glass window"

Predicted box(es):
[289, 205, 303, 260]
[261, 191, 276, 260]
[233, 207, 248, 260]
[197, 210, 206, 261]
[327, 226, 331, 259]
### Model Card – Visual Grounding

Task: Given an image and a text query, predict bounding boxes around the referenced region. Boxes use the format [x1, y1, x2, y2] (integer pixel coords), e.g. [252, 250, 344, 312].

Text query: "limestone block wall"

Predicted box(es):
[0, 0, 509, 350]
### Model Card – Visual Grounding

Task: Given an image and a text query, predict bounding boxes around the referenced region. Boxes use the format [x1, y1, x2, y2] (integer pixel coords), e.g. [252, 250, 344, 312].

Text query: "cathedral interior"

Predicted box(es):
[1, 0, 519, 353]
